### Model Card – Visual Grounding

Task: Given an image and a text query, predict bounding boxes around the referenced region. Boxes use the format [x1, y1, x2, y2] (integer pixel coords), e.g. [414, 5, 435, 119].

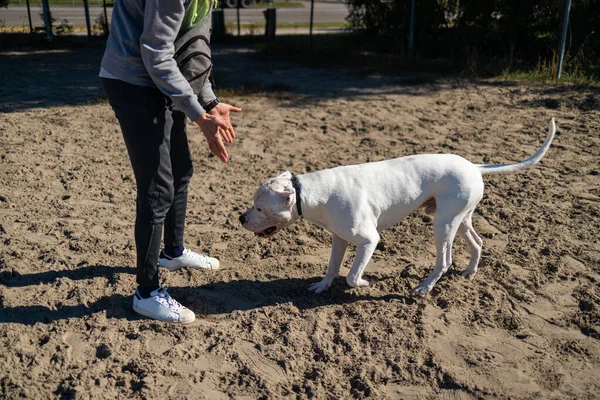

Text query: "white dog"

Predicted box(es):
[240, 119, 556, 296]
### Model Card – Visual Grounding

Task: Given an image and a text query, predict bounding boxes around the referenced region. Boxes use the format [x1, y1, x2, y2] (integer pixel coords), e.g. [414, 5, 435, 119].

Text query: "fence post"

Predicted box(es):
[309, 0, 314, 49]
[556, 0, 572, 79]
[236, 1, 241, 36]
[103, 0, 109, 36]
[264, 8, 276, 41]
[408, 0, 416, 61]
[83, 0, 92, 38]
[26, 0, 33, 33]
[41, 0, 53, 40]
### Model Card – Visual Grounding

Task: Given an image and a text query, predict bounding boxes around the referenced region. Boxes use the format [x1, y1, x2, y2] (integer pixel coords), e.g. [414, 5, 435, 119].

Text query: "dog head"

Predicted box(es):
[239, 171, 299, 238]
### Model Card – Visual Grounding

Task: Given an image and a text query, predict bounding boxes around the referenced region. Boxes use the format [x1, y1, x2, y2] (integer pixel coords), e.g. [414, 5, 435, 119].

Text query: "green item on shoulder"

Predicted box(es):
[181, 0, 213, 32]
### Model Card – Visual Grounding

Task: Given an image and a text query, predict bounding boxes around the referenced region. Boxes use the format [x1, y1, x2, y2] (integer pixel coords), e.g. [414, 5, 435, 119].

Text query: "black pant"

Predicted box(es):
[102, 78, 193, 288]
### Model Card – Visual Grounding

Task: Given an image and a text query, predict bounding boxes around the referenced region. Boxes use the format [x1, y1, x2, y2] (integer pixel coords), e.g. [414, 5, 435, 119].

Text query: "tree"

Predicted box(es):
[345, 0, 599, 76]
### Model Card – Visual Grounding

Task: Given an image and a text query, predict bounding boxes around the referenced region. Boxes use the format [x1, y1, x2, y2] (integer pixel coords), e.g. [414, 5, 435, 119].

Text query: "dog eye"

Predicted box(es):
[257, 208, 262, 212]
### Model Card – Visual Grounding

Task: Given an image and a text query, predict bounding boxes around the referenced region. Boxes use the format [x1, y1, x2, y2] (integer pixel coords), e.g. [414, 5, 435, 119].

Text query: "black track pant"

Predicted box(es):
[102, 78, 193, 288]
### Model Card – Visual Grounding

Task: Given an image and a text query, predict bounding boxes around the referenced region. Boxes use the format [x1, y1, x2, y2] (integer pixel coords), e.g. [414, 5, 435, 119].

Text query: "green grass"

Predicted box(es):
[225, 21, 347, 30]
[500, 69, 600, 87]
[7, 0, 297, 6]
[249, 1, 303, 8]
[497, 51, 600, 87]
[9, 0, 111, 5]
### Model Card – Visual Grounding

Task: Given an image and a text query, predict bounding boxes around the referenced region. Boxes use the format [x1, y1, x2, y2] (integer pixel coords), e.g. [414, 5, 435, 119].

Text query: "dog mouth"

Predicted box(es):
[255, 226, 278, 238]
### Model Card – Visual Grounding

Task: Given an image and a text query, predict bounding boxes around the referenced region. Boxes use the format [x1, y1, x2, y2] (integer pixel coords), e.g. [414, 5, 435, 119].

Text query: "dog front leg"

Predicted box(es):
[308, 234, 348, 294]
[346, 235, 379, 288]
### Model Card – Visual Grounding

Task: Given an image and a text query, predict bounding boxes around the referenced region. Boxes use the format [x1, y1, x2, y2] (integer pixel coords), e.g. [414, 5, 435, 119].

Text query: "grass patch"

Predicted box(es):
[249, 1, 303, 8]
[500, 69, 600, 87]
[225, 21, 346, 31]
[499, 51, 600, 87]
[8, 0, 111, 5]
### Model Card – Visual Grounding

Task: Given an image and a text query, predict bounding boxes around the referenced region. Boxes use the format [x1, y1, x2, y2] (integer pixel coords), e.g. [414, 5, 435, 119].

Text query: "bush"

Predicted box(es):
[55, 19, 73, 36]
[93, 12, 109, 37]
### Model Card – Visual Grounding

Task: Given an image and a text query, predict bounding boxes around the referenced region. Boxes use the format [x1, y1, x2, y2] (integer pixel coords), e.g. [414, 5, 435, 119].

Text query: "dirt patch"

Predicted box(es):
[1, 43, 599, 399]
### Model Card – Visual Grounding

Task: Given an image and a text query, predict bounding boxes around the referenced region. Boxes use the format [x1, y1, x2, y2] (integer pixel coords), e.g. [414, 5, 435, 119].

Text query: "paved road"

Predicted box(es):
[0, 1, 349, 28]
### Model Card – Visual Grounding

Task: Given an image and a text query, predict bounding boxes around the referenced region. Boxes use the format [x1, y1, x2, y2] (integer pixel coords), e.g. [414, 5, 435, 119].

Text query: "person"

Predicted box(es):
[99, 0, 241, 324]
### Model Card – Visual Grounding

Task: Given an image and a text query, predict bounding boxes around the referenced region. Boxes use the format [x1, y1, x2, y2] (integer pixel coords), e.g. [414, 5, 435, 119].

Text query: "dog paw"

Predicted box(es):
[308, 280, 332, 294]
[461, 269, 477, 280]
[411, 285, 430, 297]
[347, 277, 371, 288]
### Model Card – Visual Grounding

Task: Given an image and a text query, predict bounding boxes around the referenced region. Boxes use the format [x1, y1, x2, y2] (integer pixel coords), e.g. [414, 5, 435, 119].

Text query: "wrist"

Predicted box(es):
[203, 98, 220, 113]
[195, 112, 210, 124]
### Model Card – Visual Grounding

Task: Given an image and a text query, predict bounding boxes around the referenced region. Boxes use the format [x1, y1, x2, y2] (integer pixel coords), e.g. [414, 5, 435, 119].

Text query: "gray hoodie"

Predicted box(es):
[100, 0, 216, 121]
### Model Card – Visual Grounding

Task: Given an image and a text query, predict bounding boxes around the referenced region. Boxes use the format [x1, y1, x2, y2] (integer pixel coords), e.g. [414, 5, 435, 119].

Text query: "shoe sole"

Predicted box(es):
[158, 259, 219, 271]
[132, 304, 195, 324]
[158, 263, 183, 271]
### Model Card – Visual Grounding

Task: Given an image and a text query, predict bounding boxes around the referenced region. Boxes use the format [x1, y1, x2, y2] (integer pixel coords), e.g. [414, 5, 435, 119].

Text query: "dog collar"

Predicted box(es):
[291, 175, 302, 217]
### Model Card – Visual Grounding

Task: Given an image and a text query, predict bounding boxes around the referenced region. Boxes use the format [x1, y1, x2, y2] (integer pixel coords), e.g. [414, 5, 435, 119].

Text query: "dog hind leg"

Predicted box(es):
[458, 210, 482, 279]
[412, 213, 464, 297]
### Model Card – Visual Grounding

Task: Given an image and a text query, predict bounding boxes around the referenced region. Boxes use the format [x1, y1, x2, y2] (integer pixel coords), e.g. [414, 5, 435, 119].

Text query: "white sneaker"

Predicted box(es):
[158, 248, 220, 271]
[132, 287, 195, 324]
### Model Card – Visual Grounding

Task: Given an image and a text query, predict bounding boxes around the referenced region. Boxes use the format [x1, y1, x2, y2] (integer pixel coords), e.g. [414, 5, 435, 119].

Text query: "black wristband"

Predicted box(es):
[203, 98, 220, 112]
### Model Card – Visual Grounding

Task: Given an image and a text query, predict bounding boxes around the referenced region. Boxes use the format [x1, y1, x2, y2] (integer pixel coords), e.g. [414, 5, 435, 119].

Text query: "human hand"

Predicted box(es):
[195, 112, 230, 163]
[209, 102, 242, 144]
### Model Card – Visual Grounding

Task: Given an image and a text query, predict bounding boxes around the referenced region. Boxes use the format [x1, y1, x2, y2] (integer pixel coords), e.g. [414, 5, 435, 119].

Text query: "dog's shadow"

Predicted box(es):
[170, 276, 416, 317]
[0, 266, 415, 325]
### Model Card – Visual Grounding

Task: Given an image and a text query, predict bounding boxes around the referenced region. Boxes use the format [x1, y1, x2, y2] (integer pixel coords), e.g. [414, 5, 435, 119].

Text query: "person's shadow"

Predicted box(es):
[0, 264, 415, 325]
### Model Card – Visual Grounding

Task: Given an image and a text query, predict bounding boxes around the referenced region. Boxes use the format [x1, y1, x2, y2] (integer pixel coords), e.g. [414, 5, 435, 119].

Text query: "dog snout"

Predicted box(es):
[239, 213, 248, 225]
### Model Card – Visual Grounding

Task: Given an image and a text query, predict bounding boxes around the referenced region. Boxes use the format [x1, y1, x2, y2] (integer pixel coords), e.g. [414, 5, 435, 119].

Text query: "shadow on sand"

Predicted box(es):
[0, 263, 415, 325]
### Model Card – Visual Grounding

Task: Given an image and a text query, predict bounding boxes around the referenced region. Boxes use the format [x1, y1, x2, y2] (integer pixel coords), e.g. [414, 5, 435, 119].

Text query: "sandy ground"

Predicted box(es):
[1, 40, 600, 399]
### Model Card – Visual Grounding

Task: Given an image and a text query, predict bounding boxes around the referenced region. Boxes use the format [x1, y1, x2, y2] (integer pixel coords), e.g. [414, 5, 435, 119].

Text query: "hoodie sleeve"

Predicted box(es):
[199, 77, 217, 106]
[139, 0, 205, 121]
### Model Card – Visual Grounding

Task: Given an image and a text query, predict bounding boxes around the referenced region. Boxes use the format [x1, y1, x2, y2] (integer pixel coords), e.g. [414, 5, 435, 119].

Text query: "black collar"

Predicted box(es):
[291, 175, 302, 217]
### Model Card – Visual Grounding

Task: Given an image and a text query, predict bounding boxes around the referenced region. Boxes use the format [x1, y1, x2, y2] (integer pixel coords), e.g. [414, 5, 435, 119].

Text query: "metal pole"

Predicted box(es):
[41, 0, 53, 40]
[26, 0, 33, 33]
[309, 0, 314, 49]
[556, 0, 572, 79]
[83, 0, 92, 38]
[103, 0, 109, 36]
[237, 1, 241, 36]
[408, 0, 416, 61]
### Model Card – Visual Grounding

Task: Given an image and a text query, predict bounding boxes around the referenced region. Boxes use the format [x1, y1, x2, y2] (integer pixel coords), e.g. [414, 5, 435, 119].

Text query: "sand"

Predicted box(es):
[1, 41, 599, 399]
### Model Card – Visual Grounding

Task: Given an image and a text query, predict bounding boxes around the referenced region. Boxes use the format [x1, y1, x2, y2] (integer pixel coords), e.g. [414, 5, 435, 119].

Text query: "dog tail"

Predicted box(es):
[477, 118, 556, 175]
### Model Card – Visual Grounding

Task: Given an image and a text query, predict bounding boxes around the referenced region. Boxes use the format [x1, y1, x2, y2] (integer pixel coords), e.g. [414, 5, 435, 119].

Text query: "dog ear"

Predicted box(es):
[278, 189, 295, 209]
[277, 171, 292, 180]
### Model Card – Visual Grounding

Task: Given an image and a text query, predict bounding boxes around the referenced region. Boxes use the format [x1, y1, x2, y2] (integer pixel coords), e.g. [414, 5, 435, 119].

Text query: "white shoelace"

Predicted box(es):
[153, 289, 182, 313]
[182, 248, 210, 262]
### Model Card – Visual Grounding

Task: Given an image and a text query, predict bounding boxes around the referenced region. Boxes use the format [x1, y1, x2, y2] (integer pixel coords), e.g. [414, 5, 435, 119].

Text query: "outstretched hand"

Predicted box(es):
[209, 103, 242, 143]
[195, 112, 230, 163]
[194, 102, 242, 163]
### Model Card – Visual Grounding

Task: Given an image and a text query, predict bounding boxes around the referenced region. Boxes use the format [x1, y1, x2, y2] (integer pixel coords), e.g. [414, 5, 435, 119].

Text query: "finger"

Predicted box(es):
[215, 134, 228, 163]
[224, 127, 234, 142]
[218, 128, 231, 144]
[228, 106, 242, 112]
[220, 127, 233, 143]
[210, 141, 227, 163]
